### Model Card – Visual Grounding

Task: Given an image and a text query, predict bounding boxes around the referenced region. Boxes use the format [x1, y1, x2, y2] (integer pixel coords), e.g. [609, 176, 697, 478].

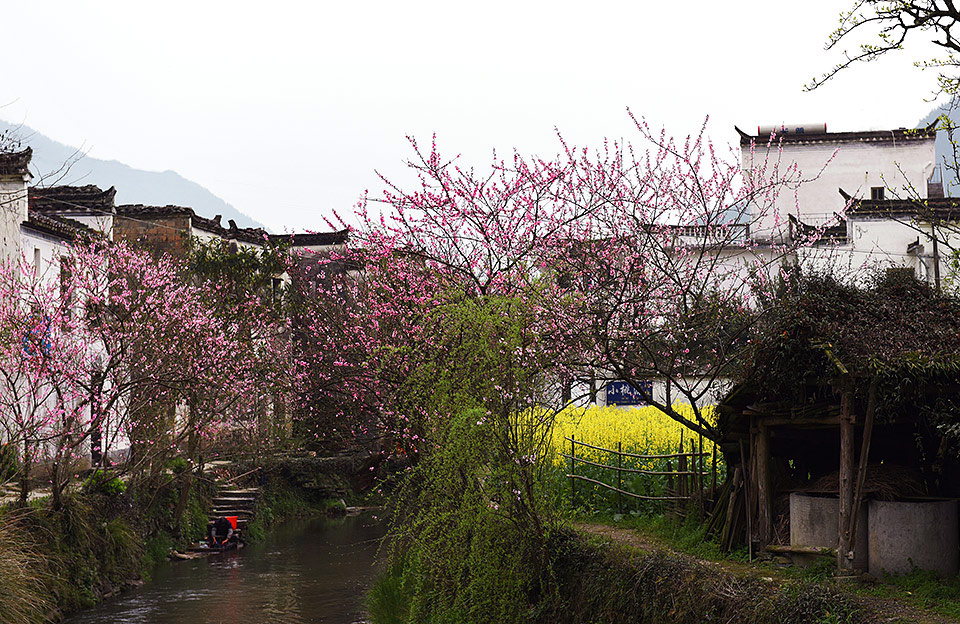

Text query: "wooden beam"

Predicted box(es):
[847, 378, 878, 558]
[761, 415, 840, 428]
[757, 422, 773, 546]
[838, 385, 855, 570]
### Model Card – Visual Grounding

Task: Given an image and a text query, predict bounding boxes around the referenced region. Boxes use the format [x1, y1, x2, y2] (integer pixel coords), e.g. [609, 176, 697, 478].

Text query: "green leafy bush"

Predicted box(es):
[82, 471, 126, 497]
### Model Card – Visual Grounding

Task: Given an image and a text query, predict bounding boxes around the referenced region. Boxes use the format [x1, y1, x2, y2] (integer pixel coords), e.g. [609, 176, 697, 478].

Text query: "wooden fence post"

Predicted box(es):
[617, 441, 623, 515]
[698, 433, 704, 515]
[678, 438, 687, 504]
[711, 443, 718, 506]
[667, 459, 674, 516]
[570, 435, 576, 509]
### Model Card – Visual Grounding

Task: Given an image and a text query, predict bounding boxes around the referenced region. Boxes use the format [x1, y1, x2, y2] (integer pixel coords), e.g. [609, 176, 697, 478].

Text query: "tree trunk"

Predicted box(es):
[19, 437, 30, 506]
[173, 402, 199, 533]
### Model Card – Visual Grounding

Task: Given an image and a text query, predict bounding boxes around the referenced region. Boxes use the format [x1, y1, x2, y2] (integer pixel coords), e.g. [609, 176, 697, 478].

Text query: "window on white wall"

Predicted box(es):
[33, 247, 41, 270]
[871, 187, 885, 201]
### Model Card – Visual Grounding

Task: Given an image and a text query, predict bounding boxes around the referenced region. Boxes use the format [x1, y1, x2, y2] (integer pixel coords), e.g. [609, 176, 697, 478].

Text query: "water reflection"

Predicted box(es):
[67, 513, 385, 624]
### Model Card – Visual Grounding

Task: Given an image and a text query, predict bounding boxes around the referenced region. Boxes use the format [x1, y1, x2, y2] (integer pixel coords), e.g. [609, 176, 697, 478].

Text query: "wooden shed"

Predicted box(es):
[715, 271, 960, 570]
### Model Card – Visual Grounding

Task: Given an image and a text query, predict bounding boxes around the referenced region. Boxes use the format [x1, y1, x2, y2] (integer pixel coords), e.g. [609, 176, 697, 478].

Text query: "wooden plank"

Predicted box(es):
[838, 386, 855, 570]
[760, 415, 840, 428]
[740, 437, 752, 561]
[766, 544, 837, 556]
[848, 378, 878, 557]
[756, 422, 773, 546]
[722, 466, 742, 550]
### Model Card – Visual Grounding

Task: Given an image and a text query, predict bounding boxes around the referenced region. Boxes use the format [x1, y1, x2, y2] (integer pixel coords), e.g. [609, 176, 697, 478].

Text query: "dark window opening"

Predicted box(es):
[871, 187, 885, 201]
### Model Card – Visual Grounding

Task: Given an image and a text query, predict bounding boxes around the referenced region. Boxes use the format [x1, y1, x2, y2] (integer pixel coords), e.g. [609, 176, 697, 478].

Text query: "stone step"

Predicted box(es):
[212, 497, 255, 507]
[218, 488, 259, 496]
[212, 508, 255, 517]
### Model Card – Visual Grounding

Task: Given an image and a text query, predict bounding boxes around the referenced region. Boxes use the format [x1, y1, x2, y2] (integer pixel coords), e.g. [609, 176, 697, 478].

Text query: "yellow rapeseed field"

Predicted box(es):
[550, 404, 717, 466]
[547, 404, 721, 508]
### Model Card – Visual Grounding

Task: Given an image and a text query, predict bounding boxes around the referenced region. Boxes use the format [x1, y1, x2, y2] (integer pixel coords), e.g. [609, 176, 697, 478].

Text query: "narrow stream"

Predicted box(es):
[66, 513, 386, 624]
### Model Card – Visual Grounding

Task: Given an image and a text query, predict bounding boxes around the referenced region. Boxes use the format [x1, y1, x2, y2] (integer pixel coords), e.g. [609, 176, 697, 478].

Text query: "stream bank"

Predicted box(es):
[0, 452, 381, 623]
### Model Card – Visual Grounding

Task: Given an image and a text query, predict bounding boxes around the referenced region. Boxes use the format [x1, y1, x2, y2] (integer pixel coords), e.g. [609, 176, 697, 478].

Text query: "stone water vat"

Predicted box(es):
[868, 499, 958, 578]
[789, 493, 868, 570]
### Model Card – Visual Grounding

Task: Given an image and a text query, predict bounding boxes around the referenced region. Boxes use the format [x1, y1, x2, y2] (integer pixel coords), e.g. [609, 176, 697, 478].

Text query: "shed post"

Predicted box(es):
[838, 387, 855, 570]
[756, 422, 773, 546]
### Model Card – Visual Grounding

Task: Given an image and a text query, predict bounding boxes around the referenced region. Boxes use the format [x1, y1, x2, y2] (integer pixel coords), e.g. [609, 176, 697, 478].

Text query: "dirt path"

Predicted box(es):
[573, 522, 958, 624]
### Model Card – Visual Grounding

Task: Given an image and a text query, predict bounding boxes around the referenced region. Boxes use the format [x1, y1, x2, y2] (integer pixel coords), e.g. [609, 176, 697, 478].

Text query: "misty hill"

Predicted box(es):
[0, 119, 266, 231]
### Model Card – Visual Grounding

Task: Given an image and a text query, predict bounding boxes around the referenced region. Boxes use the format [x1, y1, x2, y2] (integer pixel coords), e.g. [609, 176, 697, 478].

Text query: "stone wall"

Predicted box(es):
[114, 214, 192, 257]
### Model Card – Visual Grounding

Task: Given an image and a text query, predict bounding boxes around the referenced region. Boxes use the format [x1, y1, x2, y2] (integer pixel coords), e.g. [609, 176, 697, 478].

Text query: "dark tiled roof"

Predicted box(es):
[736, 122, 937, 146]
[0, 148, 32, 177]
[116, 204, 195, 218]
[29, 185, 116, 214]
[269, 229, 349, 247]
[22, 210, 98, 242]
[192, 213, 225, 235]
[789, 214, 847, 244]
[226, 219, 269, 245]
[839, 189, 960, 221]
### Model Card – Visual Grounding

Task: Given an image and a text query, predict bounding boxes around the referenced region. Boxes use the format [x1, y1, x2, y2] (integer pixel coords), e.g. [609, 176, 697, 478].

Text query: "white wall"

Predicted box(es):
[0, 176, 29, 264]
[743, 136, 936, 242]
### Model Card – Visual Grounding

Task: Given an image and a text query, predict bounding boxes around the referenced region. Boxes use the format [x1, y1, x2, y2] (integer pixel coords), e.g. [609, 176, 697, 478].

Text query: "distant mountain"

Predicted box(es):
[0, 119, 266, 231]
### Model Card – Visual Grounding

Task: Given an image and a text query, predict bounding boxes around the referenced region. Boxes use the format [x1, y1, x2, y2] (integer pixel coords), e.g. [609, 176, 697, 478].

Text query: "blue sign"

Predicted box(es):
[605, 380, 652, 406]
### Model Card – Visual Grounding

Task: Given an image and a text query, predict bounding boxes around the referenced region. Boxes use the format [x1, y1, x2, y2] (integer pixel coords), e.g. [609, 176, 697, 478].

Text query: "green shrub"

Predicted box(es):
[166, 456, 190, 475]
[0, 442, 20, 482]
[81, 471, 126, 497]
[378, 408, 559, 623]
[366, 560, 412, 624]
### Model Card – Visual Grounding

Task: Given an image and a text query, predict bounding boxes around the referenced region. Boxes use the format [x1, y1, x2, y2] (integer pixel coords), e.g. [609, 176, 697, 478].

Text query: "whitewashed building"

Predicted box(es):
[738, 122, 956, 287]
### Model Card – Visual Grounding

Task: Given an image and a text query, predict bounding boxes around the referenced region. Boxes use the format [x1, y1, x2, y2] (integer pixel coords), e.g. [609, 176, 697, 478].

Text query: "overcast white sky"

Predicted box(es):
[0, 1, 947, 232]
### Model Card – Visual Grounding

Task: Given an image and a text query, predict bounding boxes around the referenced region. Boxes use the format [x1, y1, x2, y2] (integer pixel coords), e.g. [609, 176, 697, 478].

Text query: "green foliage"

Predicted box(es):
[15, 494, 141, 613]
[366, 560, 412, 624]
[859, 569, 960, 619]
[187, 237, 288, 314]
[0, 442, 20, 482]
[81, 471, 127, 497]
[166, 456, 190, 475]
[382, 408, 559, 623]
[141, 534, 175, 578]
[244, 475, 335, 543]
[548, 529, 861, 624]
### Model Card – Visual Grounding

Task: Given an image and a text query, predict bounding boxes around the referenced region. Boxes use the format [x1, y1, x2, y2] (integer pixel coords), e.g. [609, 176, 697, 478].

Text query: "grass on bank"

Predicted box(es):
[579, 509, 960, 622]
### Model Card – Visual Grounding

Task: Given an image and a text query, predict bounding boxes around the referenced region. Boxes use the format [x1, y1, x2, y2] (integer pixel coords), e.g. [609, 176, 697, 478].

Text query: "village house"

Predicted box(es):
[585, 122, 960, 411]
[0, 148, 350, 470]
[738, 122, 957, 286]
